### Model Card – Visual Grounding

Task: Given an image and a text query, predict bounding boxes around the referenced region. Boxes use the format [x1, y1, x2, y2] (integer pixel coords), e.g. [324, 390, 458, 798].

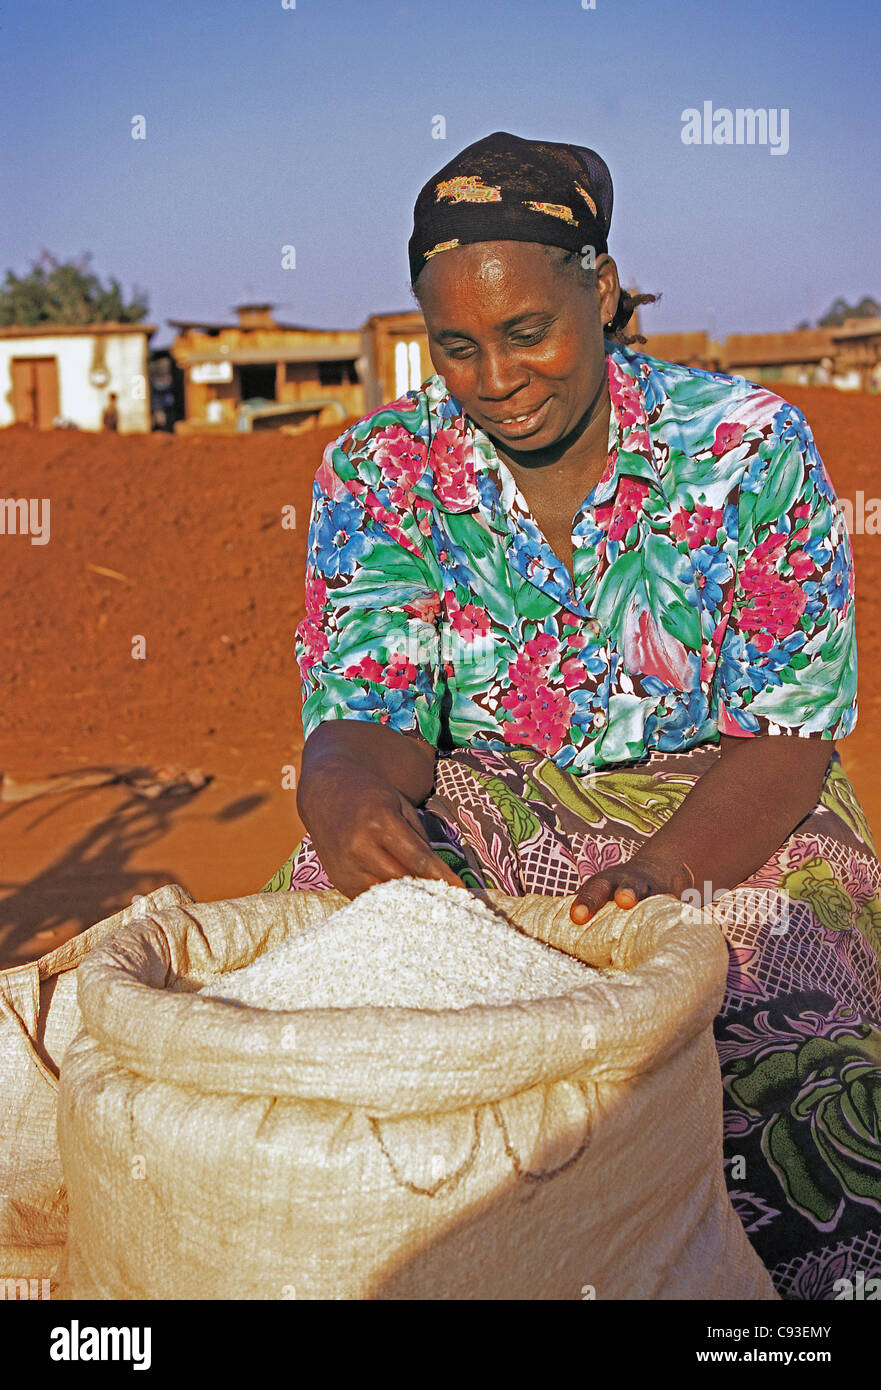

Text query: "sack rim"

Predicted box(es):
[69, 888, 728, 1113]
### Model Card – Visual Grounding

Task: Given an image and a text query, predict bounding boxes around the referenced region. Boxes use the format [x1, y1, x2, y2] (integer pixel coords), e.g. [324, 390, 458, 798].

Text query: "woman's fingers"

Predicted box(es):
[398, 800, 465, 886]
[377, 805, 466, 889]
[570, 875, 614, 924]
[322, 793, 467, 899]
[354, 839, 415, 885]
[570, 870, 655, 924]
[570, 856, 695, 925]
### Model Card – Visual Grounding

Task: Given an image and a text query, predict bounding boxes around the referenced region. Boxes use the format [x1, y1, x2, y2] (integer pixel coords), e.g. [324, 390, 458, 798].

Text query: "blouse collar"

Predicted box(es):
[423, 341, 667, 526]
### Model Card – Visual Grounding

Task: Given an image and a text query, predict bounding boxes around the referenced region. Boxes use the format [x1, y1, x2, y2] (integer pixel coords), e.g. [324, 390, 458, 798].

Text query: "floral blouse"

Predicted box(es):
[295, 342, 857, 774]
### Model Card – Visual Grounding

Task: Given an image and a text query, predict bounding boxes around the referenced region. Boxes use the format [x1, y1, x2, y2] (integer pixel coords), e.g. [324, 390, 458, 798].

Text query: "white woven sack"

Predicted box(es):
[0, 883, 194, 1290]
[57, 885, 777, 1301]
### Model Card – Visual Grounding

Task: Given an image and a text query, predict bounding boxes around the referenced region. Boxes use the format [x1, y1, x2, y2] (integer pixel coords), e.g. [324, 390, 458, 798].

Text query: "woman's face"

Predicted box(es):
[416, 240, 620, 452]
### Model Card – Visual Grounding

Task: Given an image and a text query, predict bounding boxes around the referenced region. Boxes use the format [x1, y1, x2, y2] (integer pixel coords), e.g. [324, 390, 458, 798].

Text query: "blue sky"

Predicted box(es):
[2, 0, 879, 347]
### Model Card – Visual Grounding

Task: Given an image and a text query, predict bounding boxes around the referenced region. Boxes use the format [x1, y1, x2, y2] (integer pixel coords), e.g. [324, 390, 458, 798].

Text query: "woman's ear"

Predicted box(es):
[595, 254, 621, 328]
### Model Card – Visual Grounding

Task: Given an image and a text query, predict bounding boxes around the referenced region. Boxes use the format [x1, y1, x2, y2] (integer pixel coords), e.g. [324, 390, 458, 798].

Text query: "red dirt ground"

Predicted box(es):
[1, 388, 879, 965]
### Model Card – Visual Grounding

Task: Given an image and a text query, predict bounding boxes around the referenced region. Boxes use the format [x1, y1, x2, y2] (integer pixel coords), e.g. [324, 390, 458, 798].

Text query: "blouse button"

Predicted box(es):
[586, 618, 602, 636]
[593, 711, 607, 728]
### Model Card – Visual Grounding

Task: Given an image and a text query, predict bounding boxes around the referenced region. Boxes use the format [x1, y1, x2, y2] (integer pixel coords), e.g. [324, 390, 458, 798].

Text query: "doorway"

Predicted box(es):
[11, 358, 60, 428]
[237, 363, 277, 402]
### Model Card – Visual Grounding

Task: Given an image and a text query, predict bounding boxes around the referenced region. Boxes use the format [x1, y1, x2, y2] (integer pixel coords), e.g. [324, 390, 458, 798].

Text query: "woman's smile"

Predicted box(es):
[481, 395, 553, 440]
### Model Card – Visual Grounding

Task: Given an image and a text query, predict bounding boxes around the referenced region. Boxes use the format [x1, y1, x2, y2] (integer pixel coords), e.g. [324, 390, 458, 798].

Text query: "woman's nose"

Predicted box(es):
[477, 349, 528, 401]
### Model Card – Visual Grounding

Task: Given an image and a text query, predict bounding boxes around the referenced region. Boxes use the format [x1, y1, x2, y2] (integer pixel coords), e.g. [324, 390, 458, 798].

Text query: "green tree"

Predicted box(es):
[817, 294, 881, 328]
[0, 250, 149, 327]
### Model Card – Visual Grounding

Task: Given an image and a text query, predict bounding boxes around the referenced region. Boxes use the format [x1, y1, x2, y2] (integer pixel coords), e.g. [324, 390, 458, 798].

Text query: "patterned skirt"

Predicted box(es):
[262, 743, 881, 1301]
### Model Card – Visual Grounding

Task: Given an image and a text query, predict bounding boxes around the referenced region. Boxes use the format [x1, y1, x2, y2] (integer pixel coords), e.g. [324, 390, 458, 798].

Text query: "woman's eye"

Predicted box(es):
[443, 327, 548, 358]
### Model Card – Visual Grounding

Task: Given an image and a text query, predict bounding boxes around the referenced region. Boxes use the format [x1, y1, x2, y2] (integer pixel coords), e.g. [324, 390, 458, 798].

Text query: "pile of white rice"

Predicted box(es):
[202, 877, 592, 1011]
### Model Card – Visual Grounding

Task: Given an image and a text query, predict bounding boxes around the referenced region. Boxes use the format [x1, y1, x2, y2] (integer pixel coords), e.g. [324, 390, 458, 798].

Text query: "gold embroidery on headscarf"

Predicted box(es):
[435, 175, 503, 204]
[423, 238, 461, 260]
[523, 201, 577, 224]
[575, 183, 598, 217]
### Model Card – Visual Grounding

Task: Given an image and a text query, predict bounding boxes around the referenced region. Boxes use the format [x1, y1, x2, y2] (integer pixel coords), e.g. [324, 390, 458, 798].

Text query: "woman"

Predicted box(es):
[265, 132, 881, 1298]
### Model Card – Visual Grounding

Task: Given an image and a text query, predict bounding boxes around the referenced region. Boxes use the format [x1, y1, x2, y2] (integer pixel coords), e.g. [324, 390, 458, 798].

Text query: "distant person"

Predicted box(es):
[150, 367, 177, 431]
[102, 392, 119, 431]
[151, 386, 177, 432]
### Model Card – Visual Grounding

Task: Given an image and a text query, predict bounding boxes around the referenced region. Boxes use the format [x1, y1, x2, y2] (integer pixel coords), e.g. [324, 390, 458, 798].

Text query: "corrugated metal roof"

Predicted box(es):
[725, 330, 835, 365]
[363, 309, 426, 329]
[176, 343, 360, 365]
[830, 317, 881, 340]
[0, 321, 156, 339]
[168, 319, 350, 333]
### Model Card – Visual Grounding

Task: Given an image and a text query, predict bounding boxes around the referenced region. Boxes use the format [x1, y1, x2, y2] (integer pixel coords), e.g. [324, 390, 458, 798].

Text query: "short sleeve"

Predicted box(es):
[295, 436, 446, 745]
[713, 407, 857, 739]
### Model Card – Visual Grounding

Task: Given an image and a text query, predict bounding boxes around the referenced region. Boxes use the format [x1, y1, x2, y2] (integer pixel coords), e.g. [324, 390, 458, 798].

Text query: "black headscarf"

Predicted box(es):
[408, 131, 614, 285]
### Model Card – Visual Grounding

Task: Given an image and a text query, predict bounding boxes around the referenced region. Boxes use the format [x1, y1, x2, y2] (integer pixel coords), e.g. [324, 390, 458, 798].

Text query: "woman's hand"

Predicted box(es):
[570, 854, 694, 925]
[567, 735, 834, 927]
[298, 754, 465, 901]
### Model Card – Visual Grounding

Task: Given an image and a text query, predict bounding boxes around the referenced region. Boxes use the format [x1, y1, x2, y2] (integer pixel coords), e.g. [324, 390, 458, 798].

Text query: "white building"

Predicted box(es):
[0, 322, 155, 432]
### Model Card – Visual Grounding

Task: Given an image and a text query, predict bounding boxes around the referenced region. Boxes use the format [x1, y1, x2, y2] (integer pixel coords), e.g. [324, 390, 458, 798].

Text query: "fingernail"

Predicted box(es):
[615, 889, 637, 908]
[570, 904, 590, 925]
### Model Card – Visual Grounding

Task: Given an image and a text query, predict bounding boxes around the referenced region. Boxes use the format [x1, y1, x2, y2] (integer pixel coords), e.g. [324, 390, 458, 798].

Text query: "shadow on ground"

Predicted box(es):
[0, 778, 268, 966]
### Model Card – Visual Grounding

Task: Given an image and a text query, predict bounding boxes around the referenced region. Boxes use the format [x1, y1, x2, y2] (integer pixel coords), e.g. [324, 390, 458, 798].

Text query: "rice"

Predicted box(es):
[202, 877, 593, 1011]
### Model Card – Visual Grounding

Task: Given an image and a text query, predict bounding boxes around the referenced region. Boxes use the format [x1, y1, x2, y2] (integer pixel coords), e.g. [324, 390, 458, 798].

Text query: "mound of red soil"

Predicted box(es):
[0, 421, 341, 775]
